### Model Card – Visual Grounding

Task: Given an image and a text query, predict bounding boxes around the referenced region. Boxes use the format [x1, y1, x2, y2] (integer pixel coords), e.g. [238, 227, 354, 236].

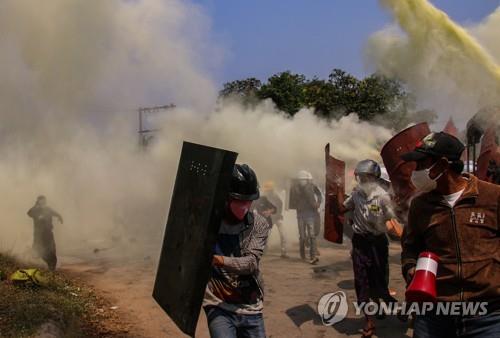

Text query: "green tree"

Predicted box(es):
[219, 69, 417, 128]
[258, 71, 306, 116]
[328, 69, 360, 116]
[303, 78, 342, 119]
[219, 78, 262, 106]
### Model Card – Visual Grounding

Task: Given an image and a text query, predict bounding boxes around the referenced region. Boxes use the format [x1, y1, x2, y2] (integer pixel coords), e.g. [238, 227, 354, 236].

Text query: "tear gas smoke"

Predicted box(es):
[0, 1, 391, 258]
[366, 0, 500, 127]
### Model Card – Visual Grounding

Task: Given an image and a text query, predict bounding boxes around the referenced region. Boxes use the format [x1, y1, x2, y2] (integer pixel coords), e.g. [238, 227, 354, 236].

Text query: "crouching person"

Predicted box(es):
[204, 164, 272, 338]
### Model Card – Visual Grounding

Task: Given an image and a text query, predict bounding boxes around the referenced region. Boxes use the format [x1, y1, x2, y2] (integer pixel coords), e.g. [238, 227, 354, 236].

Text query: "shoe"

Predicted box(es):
[309, 257, 319, 265]
[361, 319, 375, 338]
[281, 253, 289, 258]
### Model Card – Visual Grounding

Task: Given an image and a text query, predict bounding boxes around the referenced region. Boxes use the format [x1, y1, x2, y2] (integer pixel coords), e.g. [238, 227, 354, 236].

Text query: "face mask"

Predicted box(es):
[410, 163, 444, 192]
[298, 179, 308, 187]
[228, 199, 253, 221]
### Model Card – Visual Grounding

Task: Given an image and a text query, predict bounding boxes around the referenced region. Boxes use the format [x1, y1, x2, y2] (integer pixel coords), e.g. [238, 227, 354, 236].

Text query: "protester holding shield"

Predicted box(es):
[401, 132, 500, 337]
[203, 164, 271, 338]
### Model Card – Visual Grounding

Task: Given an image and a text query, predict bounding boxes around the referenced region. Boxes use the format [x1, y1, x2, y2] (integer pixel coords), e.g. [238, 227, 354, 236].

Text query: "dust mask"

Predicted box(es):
[410, 163, 443, 192]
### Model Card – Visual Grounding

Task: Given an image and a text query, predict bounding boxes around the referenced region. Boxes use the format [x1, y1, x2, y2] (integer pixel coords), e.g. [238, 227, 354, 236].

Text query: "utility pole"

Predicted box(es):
[138, 104, 175, 148]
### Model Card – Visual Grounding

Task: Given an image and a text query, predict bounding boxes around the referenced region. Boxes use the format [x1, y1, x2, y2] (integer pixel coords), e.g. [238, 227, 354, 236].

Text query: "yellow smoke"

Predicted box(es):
[382, 0, 500, 81]
[368, 0, 500, 124]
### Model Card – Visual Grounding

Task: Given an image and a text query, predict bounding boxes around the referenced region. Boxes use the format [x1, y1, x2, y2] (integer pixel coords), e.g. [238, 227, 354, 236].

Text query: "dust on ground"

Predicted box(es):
[61, 239, 412, 338]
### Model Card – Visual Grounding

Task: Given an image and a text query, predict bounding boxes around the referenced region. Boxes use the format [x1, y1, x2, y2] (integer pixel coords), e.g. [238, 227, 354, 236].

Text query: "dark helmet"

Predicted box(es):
[229, 164, 260, 201]
[354, 159, 381, 178]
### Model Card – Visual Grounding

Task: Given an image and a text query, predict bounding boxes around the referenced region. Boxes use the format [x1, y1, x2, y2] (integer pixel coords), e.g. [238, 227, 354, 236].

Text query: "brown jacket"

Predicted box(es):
[402, 174, 500, 309]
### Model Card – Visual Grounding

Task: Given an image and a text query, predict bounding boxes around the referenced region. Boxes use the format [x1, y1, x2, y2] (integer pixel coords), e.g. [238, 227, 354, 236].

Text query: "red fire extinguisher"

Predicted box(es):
[406, 251, 440, 302]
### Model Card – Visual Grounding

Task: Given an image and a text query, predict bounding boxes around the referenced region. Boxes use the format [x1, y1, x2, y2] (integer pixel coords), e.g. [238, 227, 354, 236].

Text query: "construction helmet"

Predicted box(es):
[229, 164, 260, 201]
[297, 170, 313, 180]
[354, 159, 381, 178]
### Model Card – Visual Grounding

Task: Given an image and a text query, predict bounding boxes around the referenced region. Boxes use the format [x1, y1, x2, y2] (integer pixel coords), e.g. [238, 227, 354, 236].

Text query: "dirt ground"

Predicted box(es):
[60, 238, 412, 338]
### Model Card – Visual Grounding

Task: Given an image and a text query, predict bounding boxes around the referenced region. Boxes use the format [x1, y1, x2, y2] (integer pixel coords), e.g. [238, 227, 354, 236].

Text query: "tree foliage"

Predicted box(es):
[219, 68, 427, 129]
[219, 77, 262, 107]
[258, 71, 306, 116]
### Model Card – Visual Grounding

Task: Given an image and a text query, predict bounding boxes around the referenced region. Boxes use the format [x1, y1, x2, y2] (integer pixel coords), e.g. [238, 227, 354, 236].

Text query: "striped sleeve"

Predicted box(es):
[222, 214, 272, 275]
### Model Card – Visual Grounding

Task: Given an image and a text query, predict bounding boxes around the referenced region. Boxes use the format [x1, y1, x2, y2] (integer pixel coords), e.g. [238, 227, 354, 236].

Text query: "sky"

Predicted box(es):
[193, 0, 500, 86]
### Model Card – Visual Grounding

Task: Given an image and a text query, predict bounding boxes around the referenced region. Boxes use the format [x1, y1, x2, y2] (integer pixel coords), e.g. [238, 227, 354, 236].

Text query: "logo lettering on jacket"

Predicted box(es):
[469, 212, 485, 224]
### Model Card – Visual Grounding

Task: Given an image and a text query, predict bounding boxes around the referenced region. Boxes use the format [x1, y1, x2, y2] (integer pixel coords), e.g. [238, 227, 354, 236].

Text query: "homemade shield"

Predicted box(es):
[380, 123, 430, 209]
[476, 127, 500, 182]
[153, 141, 237, 337]
[324, 144, 345, 244]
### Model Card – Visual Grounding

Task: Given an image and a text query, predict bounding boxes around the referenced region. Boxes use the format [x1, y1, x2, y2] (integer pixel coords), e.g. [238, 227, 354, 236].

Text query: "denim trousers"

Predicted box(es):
[205, 306, 266, 338]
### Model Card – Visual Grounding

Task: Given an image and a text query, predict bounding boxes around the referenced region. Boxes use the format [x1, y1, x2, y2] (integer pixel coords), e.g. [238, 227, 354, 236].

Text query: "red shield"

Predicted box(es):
[324, 143, 345, 244]
[476, 127, 500, 182]
[380, 122, 431, 207]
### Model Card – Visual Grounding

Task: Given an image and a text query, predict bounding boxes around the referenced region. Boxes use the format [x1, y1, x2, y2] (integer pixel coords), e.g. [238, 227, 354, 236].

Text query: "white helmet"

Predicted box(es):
[297, 170, 313, 180]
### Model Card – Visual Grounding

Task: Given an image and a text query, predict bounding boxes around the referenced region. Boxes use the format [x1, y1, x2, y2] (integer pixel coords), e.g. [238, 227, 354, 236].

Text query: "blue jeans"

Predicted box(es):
[205, 306, 266, 338]
[414, 311, 500, 338]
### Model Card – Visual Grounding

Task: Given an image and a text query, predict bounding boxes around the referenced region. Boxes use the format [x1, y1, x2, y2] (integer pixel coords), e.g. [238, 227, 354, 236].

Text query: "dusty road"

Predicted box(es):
[61, 238, 412, 338]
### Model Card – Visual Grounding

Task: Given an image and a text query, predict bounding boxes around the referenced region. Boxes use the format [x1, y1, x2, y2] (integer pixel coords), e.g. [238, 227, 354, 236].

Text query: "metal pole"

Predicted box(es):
[473, 144, 476, 175]
[466, 145, 470, 173]
[139, 108, 143, 147]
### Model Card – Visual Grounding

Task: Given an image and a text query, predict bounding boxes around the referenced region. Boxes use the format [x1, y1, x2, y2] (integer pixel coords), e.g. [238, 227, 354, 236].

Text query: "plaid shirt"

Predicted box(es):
[204, 212, 272, 314]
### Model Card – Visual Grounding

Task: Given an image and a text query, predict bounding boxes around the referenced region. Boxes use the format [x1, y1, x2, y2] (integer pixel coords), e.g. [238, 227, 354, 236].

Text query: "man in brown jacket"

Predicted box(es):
[401, 132, 500, 337]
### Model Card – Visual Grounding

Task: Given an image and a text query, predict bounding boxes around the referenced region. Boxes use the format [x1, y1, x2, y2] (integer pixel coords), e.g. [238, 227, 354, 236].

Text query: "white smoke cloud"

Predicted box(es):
[152, 102, 392, 248]
[470, 8, 500, 64]
[0, 0, 391, 257]
[0, 0, 219, 254]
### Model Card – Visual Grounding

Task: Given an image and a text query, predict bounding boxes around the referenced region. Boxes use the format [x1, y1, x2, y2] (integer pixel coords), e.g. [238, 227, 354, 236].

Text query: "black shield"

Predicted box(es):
[153, 141, 237, 337]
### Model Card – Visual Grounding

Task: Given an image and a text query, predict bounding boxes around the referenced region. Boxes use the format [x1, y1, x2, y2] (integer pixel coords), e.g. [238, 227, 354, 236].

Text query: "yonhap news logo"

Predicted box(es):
[317, 290, 489, 325]
[317, 291, 349, 326]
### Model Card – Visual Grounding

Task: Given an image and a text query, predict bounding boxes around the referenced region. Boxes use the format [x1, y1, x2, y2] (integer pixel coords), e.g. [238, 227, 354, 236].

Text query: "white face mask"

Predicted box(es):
[410, 163, 444, 192]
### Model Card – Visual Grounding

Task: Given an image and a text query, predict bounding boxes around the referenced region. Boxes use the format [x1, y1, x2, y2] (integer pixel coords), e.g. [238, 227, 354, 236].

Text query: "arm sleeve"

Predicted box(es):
[313, 185, 323, 205]
[276, 196, 283, 215]
[27, 207, 35, 218]
[381, 194, 396, 221]
[401, 199, 424, 279]
[343, 193, 355, 211]
[222, 217, 271, 275]
[49, 208, 63, 223]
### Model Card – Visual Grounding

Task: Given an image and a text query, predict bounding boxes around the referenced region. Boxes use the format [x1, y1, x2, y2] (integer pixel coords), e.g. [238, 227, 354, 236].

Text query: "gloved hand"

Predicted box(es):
[386, 219, 403, 238]
[212, 255, 224, 267]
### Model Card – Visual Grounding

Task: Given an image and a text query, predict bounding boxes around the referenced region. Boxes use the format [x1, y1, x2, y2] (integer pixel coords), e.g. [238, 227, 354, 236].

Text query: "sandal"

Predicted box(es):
[361, 319, 376, 338]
